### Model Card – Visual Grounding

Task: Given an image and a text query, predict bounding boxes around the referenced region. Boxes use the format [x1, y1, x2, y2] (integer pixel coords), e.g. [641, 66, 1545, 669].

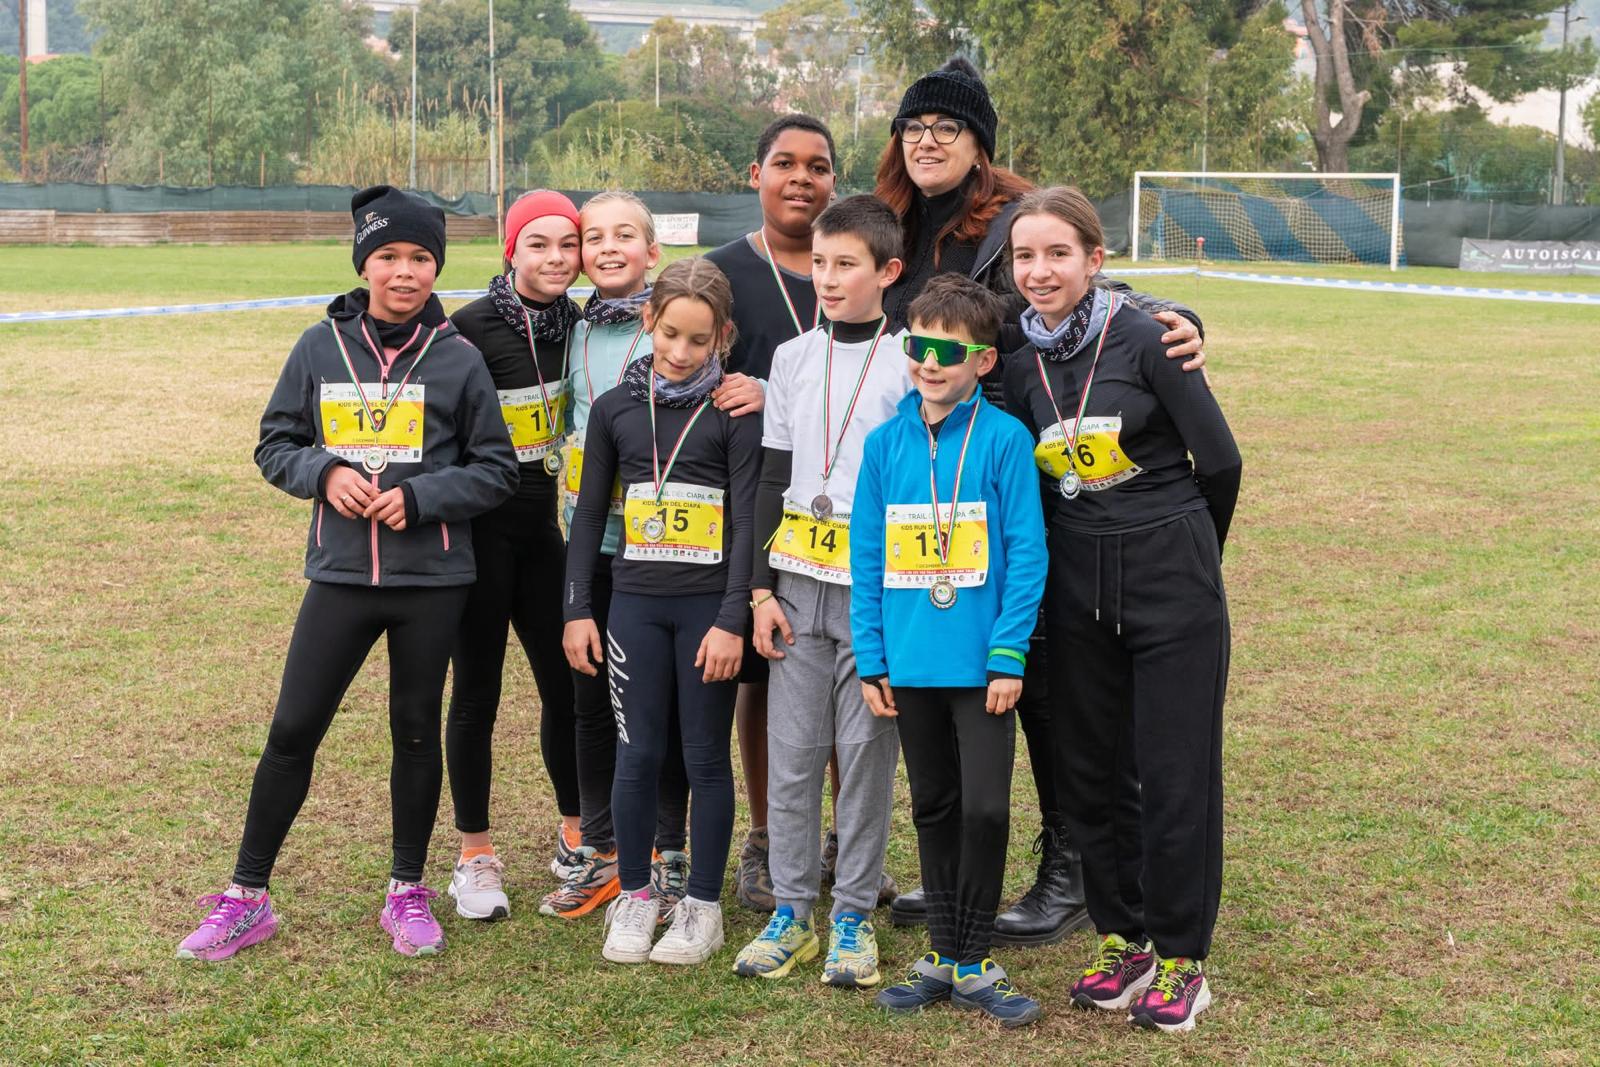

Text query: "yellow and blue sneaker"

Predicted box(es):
[821, 911, 880, 987]
[950, 958, 1043, 1028]
[874, 951, 954, 1014]
[732, 905, 819, 979]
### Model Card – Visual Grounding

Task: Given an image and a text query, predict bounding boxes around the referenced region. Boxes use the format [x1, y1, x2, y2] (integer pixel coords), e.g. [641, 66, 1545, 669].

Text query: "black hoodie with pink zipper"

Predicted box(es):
[255, 288, 519, 588]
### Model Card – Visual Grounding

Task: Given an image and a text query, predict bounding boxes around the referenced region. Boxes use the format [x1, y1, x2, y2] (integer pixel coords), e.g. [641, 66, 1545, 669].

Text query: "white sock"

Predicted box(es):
[225, 884, 265, 900]
[388, 878, 423, 894]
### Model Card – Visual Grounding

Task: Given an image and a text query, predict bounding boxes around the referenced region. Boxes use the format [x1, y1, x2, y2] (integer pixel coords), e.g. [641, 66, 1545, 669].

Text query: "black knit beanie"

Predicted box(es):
[351, 184, 447, 275]
[895, 57, 998, 161]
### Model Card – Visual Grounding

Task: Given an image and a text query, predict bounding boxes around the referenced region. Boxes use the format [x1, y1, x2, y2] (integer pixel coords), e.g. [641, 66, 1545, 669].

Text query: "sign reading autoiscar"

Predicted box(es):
[1459, 239, 1600, 276]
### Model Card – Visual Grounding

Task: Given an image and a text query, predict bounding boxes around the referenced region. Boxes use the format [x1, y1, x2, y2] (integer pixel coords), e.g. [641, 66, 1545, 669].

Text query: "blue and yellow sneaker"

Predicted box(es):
[821, 911, 880, 987]
[874, 952, 954, 1014]
[732, 906, 819, 979]
[950, 959, 1043, 1028]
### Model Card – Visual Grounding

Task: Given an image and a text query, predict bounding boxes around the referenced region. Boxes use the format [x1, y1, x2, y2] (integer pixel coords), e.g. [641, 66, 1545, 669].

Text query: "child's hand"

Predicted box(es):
[985, 677, 1022, 715]
[751, 592, 794, 660]
[695, 626, 743, 682]
[861, 679, 897, 718]
[325, 465, 376, 519]
[563, 619, 604, 676]
[363, 487, 408, 530]
[712, 373, 765, 417]
[1152, 310, 1206, 373]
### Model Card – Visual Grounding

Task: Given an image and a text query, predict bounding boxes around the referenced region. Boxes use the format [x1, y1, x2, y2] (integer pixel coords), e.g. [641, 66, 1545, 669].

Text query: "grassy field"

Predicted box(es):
[1, 243, 1597, 1065]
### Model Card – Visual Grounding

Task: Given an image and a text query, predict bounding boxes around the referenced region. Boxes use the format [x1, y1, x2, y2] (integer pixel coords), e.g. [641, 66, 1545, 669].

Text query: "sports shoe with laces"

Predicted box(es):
[733, 905, 819, 979]
[601, 891, 659, 963]
[176, 888, 278, 961]
[1070, 932, 1156, 1010]
[649, 896, 724, 965]
[380, 883, 444, 957]
[874, 951, 954, 1014]
[539, 846, 620, 919]
[951, 959, 1043, 1028]
[650, 849, 691, 924]
[734, 827, 775, 912]
[1128, 956, 1212, 1032]
[821, 912, 880, 988]
[448, 854, 509, 921]
[550, 824, 583, 881]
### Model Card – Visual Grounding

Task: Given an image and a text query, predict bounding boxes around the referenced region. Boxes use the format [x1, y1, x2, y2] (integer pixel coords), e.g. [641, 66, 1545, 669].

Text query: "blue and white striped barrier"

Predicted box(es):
[0, 286, 596, 325]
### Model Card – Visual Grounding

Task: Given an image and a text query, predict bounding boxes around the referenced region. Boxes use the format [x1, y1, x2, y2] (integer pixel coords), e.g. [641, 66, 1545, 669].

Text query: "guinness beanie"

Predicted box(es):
[351, 185, 447, 275]
[895, 57, 998, 161]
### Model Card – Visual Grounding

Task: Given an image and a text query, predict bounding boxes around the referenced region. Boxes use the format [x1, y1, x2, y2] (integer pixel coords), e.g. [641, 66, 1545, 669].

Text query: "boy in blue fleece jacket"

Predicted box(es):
[851, 274, 1047, 1027]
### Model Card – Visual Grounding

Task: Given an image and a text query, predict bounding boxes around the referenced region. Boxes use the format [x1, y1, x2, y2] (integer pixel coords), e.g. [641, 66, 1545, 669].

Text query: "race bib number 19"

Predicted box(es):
[320, 382, 425, 465]
[1034, 417, 1141, 491]
[883, 502, 989, 588]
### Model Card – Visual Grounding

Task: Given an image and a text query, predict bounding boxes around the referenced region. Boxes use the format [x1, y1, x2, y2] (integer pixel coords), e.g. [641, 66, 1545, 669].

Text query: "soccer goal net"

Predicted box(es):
[1132, 172, 1401, 270]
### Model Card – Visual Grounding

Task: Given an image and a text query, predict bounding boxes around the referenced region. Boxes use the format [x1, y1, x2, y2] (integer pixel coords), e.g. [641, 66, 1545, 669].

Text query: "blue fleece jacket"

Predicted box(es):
[850, 388, 1047, 687]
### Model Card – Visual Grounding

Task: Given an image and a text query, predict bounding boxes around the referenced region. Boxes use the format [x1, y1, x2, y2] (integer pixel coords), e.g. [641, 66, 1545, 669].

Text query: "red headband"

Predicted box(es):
[504, 190, 580, 262]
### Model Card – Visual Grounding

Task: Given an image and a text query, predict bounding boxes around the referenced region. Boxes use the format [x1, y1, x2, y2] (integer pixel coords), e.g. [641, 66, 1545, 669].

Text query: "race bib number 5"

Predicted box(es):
[770, 508, 851, 585]
[622, 481, 725, 564]
[883, 502, 989, 588]
[500, 382, 566, 462]
[1034, 417, 1141, 491]
[320, 382, 425, 465]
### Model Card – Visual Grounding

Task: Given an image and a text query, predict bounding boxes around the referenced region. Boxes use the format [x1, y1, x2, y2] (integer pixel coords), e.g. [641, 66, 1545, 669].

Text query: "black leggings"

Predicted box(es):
[1016, 617, 1056, 816]
[446, 510, 577, 833]
[894, 687, 1015, 965]
[607, 590, 737, 900]
[233, 581, 469, 888]
[573, 565, 690, 853]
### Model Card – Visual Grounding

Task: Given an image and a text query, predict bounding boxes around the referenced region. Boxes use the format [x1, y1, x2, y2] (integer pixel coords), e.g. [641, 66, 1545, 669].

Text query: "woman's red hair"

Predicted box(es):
[873, 135, 1033, 267]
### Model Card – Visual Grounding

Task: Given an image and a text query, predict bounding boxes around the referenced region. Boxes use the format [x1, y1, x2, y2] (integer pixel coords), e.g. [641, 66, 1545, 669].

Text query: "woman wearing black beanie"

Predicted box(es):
[876, 58, 1209, 954]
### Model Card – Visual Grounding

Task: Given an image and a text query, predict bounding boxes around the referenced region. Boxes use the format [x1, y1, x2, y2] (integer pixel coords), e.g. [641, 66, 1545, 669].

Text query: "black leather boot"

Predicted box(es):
[889, 883, 927, 927]
[992, 817, 1089, 947]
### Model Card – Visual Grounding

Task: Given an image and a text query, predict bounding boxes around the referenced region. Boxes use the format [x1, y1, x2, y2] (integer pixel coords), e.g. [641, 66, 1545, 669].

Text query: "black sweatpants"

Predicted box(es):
[1016, 616, 1055, 816]
[607, 590, 737, 900]
[446, 509, 578, 833]
[573, 565, 690, 853]
[234, 581, 470, 888]
[894, 687, 1016, 965]
[1047, 509, 1229, 961]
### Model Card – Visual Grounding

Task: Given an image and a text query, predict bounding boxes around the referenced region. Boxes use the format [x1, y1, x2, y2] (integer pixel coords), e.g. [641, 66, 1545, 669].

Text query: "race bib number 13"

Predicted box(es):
[883, 502, 989, 588]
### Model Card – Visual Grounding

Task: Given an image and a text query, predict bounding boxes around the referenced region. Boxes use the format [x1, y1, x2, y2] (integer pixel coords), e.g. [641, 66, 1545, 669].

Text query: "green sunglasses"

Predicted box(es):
[903, 333, 990, 366]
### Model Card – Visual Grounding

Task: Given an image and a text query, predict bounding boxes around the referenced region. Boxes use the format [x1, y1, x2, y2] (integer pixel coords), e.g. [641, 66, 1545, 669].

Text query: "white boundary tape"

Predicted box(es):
[4, 269, 1598, 324]
[0, 286, 596, 325]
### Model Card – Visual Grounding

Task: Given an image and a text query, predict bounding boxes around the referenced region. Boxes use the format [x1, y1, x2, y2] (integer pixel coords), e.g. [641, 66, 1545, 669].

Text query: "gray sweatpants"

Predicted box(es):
[766, 571, 899, 920]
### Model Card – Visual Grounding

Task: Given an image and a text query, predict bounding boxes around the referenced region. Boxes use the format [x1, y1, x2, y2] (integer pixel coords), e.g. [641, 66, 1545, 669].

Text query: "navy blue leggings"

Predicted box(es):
[606, 590, 738, 901]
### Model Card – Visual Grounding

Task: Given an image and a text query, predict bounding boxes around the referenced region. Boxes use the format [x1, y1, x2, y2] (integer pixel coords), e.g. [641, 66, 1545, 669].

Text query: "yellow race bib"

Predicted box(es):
[622, 481, 725, 564]
[499, 382, 566, 462]
[1034, 417, 1142, 491]
[563, 437, 624, 515]
[320, 382, 425, 466]
[883, 502, 989, 588]
[770, 507, 851, 585]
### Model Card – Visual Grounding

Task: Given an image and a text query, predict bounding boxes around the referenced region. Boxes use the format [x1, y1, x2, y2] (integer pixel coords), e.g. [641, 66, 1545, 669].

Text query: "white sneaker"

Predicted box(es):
[602, 892, 660, 964]
[648, 897, 725, 965]
[448, 854, 509, 921]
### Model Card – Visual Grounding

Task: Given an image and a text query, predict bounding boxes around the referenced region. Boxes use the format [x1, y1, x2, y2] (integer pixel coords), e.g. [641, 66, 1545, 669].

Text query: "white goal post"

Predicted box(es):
[1132, 171, 1402, 271]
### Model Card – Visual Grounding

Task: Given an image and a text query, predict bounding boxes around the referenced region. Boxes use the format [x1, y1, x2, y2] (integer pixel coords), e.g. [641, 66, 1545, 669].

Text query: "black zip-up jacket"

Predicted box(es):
[449, 292, 568, 521]
[563, 383, 762, 634]
[255, 289, 520, 588]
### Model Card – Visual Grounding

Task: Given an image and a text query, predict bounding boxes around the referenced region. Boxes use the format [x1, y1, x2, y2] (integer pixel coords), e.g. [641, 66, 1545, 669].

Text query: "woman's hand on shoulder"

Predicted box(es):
[1152, 310, 1206, 373]
[712, 373, 765, 417]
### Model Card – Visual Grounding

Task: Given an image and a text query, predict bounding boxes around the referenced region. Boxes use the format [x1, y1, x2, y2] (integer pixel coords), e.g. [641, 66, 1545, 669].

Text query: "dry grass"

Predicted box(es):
[1, 247, 1597, 1065]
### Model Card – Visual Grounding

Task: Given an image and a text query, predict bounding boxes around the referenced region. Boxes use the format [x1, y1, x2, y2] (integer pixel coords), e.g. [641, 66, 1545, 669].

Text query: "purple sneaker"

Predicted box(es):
[380, 883, 444, 957]
[1128, 956, 1212, 1032]
[1071, 933, 1156, 1010]
[176, 890, 278, 961]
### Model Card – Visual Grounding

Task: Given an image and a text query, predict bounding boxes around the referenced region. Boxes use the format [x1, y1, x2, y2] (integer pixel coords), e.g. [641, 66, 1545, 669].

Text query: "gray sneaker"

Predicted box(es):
[735, 827, 775, 912]
[650, 850, 690, 924]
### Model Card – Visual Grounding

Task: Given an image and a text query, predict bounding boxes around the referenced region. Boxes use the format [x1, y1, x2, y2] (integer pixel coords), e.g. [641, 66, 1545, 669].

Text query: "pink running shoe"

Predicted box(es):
[380, 883, 445, 957]
[176, 890, 278, 961]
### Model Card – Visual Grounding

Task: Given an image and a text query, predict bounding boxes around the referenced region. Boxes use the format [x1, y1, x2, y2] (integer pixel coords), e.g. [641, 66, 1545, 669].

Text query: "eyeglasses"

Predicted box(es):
[903, 334, 990, 366]
[894, 118, 967, 145]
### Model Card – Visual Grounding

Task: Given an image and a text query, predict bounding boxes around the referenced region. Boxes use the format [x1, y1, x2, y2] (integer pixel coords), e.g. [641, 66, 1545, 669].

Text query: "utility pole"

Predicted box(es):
[17, 0, 28, 181]
[853, 45, 866, 142]
[1554, 2, 1583, 205]
[409, 4, 417, 188]
[488, 0, 497, 203]
[655, 32, 660, 108]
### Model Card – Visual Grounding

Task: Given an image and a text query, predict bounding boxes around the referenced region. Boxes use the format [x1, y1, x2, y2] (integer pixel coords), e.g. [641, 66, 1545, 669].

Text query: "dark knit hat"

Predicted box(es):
[351, 184, 447, 275]
[895, 57, 998, 160]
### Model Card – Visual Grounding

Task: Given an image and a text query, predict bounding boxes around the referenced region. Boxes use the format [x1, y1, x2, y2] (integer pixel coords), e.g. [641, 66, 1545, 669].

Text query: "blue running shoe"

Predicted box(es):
[951, 959, 1043, 1028]
[874, 951, 954, 1014]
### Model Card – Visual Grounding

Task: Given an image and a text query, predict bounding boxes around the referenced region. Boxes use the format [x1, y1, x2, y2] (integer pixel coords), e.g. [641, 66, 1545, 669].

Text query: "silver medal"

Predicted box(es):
[362, 449, 388, 475]
[810, 493, 834, 521]
[543, 451, 563, 476]
[642, 515, 667, 543]
[1059, 468, 1081, 499]
[929, 579, 958, 610]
